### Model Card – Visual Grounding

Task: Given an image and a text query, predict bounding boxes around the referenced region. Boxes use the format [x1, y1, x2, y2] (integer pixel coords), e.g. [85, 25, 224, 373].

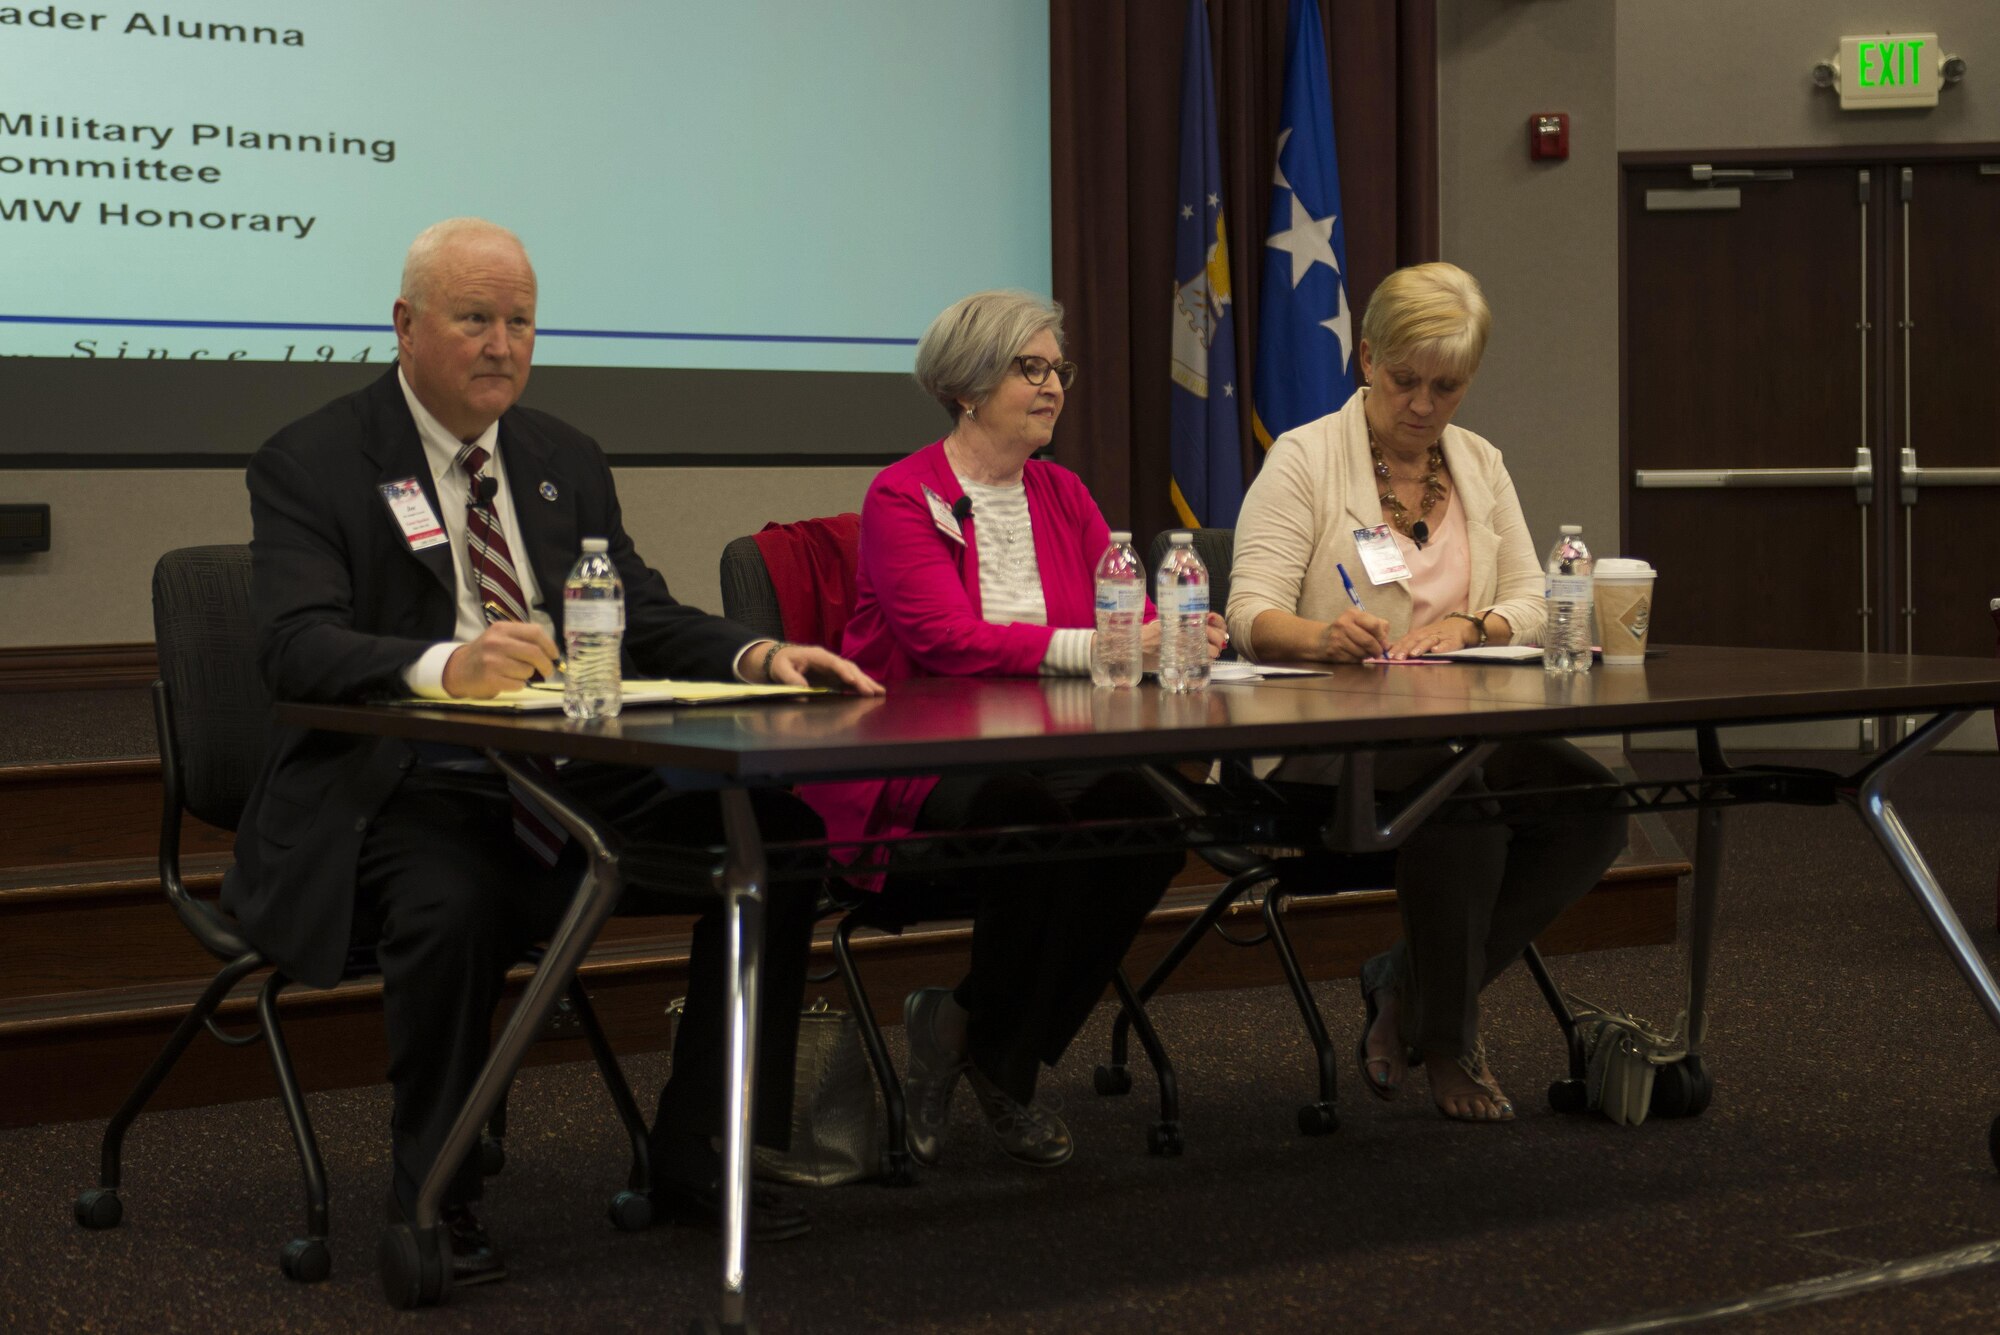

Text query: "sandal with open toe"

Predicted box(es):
[1356, 979, 1404, 1101]
[1432, 1039, 1514, 1122]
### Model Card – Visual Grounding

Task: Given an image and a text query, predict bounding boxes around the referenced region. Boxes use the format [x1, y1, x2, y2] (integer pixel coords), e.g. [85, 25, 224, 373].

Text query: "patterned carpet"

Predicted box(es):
[5, 748, 2000, 1333]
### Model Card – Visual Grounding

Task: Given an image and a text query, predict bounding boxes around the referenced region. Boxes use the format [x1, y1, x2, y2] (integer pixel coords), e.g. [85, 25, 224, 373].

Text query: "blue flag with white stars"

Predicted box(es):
[1168, 0, 1244, 529]
[1252, 0, 1356, 449]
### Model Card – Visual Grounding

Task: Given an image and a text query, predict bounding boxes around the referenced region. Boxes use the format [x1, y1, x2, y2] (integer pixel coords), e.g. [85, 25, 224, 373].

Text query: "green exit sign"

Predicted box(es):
[1838, 32, 1939, 109]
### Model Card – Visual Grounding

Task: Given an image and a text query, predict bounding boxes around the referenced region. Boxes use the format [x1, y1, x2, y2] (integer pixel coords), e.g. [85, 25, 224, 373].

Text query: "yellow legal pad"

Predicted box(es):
[391, 680, 828, 712]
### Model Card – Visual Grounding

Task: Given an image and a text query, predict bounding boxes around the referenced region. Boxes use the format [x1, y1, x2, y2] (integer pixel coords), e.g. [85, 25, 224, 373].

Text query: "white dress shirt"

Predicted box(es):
[397, 369, 557, 698]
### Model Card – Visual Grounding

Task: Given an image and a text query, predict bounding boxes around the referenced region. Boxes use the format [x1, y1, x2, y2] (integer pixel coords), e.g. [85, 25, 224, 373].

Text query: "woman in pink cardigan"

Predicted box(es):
[806, 290, 1222, 1170]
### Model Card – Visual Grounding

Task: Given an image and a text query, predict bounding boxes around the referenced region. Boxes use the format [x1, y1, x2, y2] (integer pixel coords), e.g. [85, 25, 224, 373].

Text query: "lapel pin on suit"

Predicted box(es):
[538, 481, 559, 502]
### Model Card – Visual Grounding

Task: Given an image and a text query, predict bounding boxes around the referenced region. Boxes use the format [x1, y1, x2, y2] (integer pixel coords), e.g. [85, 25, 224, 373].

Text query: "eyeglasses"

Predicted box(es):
[1012, 355, 1077, 390]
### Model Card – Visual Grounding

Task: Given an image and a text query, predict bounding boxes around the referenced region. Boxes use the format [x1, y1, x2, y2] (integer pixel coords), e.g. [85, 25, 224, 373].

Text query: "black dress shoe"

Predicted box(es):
[385, 1194, 506, 1287]
[649, 1174, 811, 1243]
[440, 1205, 507, 1286]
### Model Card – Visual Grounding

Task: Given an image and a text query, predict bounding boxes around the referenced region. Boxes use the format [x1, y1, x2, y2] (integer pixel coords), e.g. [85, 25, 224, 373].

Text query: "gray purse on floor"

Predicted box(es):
[669, 997, 883, 1186]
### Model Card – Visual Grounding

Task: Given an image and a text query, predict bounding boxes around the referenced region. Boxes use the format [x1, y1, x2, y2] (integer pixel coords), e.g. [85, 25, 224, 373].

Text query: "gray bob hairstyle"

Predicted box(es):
[1359, 261, 1491, 381]
[913, 290, 1065, 421]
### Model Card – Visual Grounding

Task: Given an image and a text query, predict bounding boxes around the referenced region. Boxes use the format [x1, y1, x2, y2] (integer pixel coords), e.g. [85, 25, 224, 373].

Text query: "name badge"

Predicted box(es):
[1352, 524, 1411, 585]
[379, 478, 447, 551]
[922, 485, 965, 545]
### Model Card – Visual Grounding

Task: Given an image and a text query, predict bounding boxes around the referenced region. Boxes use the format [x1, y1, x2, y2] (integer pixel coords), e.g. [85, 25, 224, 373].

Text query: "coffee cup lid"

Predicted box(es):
[1595, 558, 1654, 576]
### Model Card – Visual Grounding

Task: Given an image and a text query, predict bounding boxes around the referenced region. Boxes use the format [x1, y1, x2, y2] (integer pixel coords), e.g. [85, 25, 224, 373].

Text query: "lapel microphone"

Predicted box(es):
[472, 475, 498, 507]
[1411, 520, 1429, 550]
[951, 495, 973, 523]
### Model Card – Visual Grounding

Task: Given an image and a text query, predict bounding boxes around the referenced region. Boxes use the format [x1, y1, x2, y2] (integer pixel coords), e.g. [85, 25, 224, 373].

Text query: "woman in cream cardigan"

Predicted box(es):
[1228, 262, 1627, 1122]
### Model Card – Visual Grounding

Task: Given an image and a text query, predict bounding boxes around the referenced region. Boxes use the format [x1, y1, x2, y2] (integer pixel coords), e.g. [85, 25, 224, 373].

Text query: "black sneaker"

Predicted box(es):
[965, 1066, 1074, 1168]
[901, 987, 967, 1166]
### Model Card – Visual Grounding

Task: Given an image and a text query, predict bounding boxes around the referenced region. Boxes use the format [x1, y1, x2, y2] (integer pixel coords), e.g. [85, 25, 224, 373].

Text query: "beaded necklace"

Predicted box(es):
[1368, 412, 1449, 542]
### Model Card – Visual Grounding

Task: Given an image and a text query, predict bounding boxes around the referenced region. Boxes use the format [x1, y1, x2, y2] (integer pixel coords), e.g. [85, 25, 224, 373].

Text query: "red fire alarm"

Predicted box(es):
[1529, 112, 1569, 161]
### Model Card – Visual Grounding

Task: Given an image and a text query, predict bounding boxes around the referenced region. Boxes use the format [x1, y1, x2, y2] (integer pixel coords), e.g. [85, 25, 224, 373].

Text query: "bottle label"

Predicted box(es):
[566, 600, 624, 634]
[1546, 575, 1592, 603]
[1096, 583, 1143, 616]
[1178, 588, 1208, 617]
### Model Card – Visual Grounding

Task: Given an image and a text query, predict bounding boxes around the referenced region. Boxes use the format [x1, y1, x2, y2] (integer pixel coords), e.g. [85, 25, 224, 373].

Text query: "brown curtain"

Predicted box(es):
[1050, 0, 1437, 544]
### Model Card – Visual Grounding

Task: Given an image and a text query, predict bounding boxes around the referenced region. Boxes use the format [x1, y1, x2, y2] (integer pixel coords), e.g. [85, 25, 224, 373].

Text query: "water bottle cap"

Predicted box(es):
[1170, 531, 1192, 545]
[581, 537, 609, 552]
[1108, 530, 1132, 543]
[1560, 524, 1583, 535]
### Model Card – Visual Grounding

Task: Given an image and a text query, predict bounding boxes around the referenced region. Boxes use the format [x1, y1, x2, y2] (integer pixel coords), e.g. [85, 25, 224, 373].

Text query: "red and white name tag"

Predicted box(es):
[1352, 524, 1411, 585]
[380, 478, 447, 551]
[922, 485, 965, 545]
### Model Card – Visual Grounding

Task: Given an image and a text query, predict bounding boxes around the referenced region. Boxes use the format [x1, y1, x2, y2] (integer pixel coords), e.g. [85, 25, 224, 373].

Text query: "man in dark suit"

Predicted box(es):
[228, 217, 879, 1282]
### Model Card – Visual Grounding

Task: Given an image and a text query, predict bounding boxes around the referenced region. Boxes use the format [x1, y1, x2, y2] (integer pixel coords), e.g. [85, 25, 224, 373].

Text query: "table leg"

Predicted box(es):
[378, 753, 626, 1309]
[714, 787, 767, 1334]
[1845, 711, 2000, 1031]
[1685, 805, 1725, 1058]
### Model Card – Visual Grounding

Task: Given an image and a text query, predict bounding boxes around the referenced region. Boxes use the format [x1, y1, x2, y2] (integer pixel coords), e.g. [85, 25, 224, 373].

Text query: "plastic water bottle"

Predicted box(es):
[563, 537, 625, 719]
[1542, 524, 1594, 675]
[1155, 531, 1211, 693]
[1091, 530, 1145, 689]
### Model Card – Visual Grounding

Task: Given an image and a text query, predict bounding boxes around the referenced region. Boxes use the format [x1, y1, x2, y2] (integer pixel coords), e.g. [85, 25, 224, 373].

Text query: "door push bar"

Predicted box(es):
[1633, 447, 1874, 505]
[1897, 449, 2000, 505]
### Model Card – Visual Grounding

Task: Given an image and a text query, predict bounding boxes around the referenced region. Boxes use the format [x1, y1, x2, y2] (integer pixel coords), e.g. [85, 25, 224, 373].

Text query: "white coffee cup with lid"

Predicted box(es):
[1593, 558, 1655, 665]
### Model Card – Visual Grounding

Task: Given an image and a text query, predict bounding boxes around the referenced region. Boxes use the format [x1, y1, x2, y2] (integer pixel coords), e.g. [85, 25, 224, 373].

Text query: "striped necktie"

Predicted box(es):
[456, 442, 566, 867]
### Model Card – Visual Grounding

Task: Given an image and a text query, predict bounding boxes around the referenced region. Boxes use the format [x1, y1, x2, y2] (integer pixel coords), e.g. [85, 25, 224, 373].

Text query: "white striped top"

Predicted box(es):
[957, 475, 1094, 676]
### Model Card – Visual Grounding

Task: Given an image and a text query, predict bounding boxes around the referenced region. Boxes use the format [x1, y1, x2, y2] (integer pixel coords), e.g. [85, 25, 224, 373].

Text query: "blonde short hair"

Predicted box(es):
[1359, 262, 1491, 380]
[913, 290, 1065, 421]
[400, 218, 532, 311]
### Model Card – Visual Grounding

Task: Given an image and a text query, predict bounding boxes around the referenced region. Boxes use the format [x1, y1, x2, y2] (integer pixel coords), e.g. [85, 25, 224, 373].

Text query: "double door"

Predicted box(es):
[1623, 153, 2000, 666]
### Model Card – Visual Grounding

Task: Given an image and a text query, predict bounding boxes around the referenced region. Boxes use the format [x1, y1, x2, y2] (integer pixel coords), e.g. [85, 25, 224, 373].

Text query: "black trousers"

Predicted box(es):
[881, 769, 1180, 1104]
[356, 763, 816, 1215]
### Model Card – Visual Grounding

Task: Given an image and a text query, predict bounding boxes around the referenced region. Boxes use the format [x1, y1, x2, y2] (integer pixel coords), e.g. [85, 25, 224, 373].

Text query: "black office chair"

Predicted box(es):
[74, 545, 654, 1282]
[719, 528, 1185, 1178]
[1111, 528, 1586, 1132]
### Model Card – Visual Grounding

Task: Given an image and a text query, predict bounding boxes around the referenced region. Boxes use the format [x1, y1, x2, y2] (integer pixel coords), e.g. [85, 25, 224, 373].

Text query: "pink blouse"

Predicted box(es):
[1390, 491, 1470, 628]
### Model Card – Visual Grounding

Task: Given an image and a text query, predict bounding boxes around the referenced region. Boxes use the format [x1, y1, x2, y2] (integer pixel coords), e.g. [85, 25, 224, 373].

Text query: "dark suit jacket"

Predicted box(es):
[224, 367, 756, 987]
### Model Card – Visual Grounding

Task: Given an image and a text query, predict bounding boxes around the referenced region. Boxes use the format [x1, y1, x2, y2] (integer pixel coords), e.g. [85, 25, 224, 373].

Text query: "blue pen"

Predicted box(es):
[1336, 563, 1366, 611]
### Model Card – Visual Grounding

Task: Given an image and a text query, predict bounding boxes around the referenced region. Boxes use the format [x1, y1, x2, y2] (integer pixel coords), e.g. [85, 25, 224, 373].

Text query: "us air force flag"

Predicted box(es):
[1252, 0, 1356, 449]
[1168, 0, 1244, 529]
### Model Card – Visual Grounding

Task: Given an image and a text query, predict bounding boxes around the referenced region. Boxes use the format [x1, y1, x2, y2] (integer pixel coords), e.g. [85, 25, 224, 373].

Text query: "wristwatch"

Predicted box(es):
[1445, 611, 1490, 647]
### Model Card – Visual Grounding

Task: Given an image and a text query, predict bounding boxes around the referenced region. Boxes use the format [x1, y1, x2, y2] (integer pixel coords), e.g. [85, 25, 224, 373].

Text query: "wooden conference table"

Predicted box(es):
[281, 644, 2000, 1331]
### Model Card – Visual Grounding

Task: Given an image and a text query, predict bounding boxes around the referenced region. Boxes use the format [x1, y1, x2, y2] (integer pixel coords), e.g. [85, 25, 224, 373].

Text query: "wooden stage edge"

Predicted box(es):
[2, 871, 1678, 1130]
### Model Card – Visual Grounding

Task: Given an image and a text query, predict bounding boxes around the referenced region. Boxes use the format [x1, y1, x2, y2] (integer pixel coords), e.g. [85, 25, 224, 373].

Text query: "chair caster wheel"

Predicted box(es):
[1094, 1064, 1132, 1097]
[1147, 1122, 1185, 1157]
[74, 1188, 122, 1230]
[378, 1221, 452, 1309]
[1296, 1103, 1339, 1136]
[1649, 1056, 1713, 1119]
[279, 1236, 332, 1283]
[479, 1135, 506, 1176]
[1548, 1079, 1589, 1114]
[881, 1149, 920, 1187]
[608, 1189, 653, 1232]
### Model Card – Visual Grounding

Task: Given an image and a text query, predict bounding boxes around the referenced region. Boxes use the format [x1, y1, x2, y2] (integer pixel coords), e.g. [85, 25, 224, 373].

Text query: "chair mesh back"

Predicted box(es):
[151, 545, 270, 832]
[718, 535, 787, 642]
[1146, 527, 1234, 616]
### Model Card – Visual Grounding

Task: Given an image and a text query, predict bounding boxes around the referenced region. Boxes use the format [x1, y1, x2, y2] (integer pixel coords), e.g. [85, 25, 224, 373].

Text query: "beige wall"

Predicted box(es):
[1438, 0, 1622, 557]
[0, 466, 875, 648]
[1619, 0, 2000, 151]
